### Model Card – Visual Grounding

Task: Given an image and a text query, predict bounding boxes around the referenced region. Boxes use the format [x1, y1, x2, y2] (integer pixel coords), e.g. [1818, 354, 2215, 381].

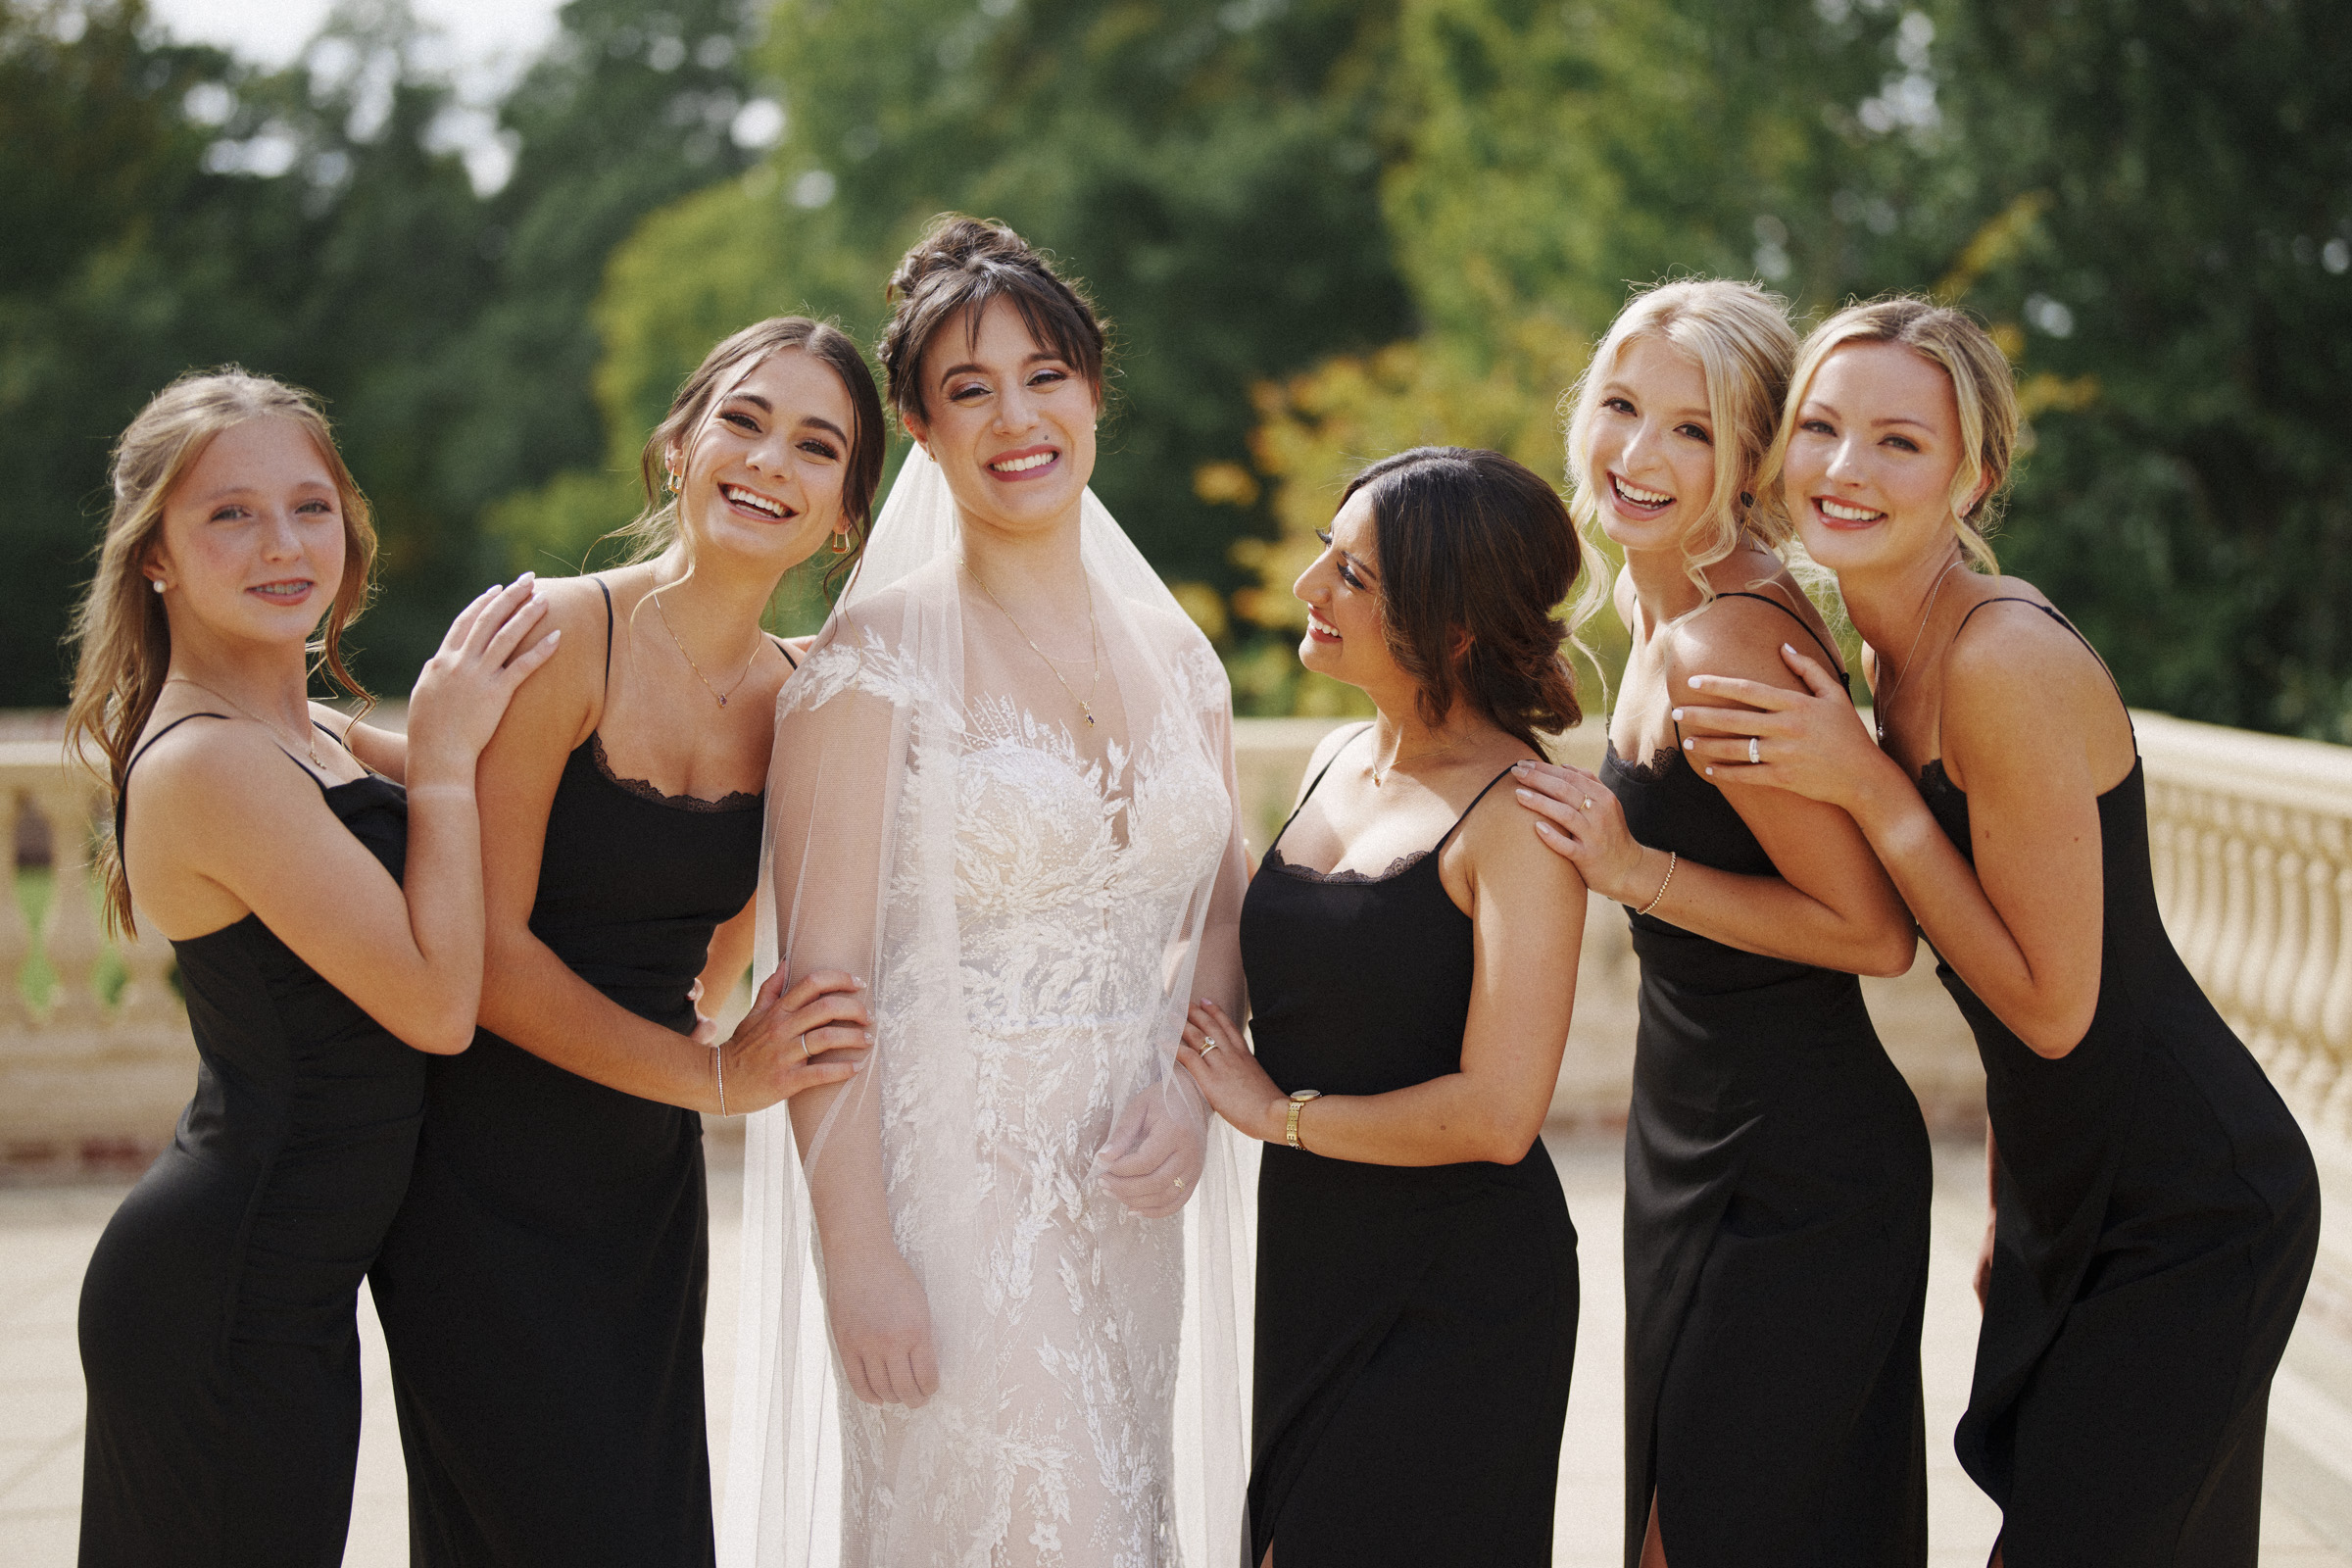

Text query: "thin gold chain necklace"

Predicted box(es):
[964, 562, 1102, 728]
[1873, 553, 1964, 745]
[651, 587, 761, 709]
[166, 675, 324, 768]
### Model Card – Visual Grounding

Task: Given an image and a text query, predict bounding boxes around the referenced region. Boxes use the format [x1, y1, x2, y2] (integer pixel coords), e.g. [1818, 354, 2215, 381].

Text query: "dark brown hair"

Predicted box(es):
[877, 215, 1107, 427]
[1340, 447, 1589, 753]
[66, 368, 376, 936]
[612, 317, 886, 584]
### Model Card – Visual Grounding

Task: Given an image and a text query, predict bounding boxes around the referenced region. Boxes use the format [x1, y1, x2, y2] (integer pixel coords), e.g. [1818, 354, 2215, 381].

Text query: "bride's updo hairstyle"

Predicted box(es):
[877, 215, 1108, 426]
[1561, 278, 1798, 598]
[1768, 295, 2019, 572]
[1340, 447, 1590, 754]
[614, 315, 886, 578]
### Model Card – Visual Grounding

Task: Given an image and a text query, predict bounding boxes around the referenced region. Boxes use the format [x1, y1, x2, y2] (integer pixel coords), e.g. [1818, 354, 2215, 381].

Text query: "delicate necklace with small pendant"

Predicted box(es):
[166, 676, 325, 768]
[652, 586, 760, 709]
[965, 561, 1103, 728]
[1873, 553, 1964, 745]
[1371, 737, 1465, 787]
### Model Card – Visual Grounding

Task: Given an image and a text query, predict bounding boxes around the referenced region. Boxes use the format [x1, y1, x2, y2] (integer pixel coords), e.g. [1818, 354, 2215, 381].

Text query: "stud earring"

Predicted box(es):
[151, 578, 166, 595]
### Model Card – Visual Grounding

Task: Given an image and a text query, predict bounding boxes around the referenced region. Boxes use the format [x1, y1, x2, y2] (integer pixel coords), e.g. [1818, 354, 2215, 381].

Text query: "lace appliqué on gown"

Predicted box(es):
[834, 659, 1230, 1568]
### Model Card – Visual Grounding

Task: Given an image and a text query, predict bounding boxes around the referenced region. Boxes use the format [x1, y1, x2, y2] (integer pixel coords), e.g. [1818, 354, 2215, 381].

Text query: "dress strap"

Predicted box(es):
[1951, 596, 2130, 713]
[115, 712, 231, 857]
[594, 577, 615, 694]
[769, 632, 799, 671]
[1712, 590, 1847, 680]
[1432, 764, 1522, 856]
[1263, 722, 1375, 860]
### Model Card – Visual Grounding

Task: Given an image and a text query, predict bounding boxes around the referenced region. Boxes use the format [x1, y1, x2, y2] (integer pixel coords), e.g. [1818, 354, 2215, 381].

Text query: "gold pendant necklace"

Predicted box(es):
[166, 676, 324, 768]
[652, 586, 760, 710]
[1874, 553, 1964, 746]
[965, 562, 1102, 728]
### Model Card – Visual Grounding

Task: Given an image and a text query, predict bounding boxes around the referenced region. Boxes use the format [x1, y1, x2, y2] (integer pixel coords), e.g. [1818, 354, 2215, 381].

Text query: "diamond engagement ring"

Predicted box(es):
[1172, 1175, 1188, 1191]
[1748, 736, 1761, 765]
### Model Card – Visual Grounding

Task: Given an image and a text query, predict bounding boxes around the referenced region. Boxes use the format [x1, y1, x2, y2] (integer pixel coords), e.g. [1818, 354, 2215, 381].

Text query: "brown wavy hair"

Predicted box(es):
[1340, 447, 1591, 753]
[607, 316, 886, 592]
[877, 215, 1108, 428]
[65, 368, 376, 936]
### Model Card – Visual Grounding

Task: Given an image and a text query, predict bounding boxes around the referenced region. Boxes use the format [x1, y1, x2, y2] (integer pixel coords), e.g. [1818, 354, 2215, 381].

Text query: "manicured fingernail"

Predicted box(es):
[545, 628, 562, 642]
[1689, 675, 1705, 688]
[1704, 765, 1716, 776]
[1683, 737, 1694, 750]
[1783, 642, 1795, 655]
[1515, 787, 1533, 801]
[1670, 708, 1683, 722]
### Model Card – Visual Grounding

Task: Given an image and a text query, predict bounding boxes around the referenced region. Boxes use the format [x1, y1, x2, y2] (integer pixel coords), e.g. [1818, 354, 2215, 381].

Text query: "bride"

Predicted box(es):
[722, 217, 1252, 1567]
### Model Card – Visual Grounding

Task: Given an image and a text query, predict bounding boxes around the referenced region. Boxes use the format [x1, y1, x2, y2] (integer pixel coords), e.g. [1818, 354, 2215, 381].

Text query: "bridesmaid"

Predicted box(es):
[1512, 279, 1932, 1568]
[68, 370, 556, 1564]
[1179, 447, 1590, 1568]
[1675, 296, 2320, 1567]
[368, 318, 884, 1567]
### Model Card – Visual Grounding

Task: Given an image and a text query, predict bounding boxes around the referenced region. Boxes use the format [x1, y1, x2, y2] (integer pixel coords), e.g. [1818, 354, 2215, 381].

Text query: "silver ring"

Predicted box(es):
[1172, 1174, 1188, 1191]
[1748, 736, 1761, 765]
[799, 1035, 811, 1060]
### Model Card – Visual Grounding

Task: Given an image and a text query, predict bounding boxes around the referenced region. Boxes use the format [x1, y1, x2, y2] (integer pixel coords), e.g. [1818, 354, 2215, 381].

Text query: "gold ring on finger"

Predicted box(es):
[1582, 797, 1593, 809]
[1172, 1175, 1188, 1191]
[1199, 1041, 1222, 1055]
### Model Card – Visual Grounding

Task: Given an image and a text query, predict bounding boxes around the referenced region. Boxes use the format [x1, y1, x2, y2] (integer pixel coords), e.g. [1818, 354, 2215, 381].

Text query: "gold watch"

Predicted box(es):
[1284, 1089, 1323, 1151]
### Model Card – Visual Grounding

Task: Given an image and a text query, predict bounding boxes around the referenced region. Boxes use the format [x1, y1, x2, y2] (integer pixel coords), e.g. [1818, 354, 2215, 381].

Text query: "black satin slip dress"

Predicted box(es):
[1243, 726, 1580, 1568]
[369, 582, 776, 1568]
[1923, 599, 2319, 1568]
[1608, 593, 1932, 1568]
[79, 713, 422, 1568]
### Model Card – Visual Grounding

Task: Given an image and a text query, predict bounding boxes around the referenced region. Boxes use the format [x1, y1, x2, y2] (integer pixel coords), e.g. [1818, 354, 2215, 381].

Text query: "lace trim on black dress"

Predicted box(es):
[590, 734, 762, 813]
[1609, 741, 1685, 785]
[1265, 847, 1430, 885]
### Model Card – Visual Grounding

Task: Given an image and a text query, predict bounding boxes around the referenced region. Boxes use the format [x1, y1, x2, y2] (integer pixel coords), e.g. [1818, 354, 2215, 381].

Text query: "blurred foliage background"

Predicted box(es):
[3, 0, 2347, 733]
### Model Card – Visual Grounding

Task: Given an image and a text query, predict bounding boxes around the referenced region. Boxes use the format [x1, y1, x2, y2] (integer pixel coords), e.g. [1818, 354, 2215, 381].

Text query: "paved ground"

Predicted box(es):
[5, 1134, 2349, 1565]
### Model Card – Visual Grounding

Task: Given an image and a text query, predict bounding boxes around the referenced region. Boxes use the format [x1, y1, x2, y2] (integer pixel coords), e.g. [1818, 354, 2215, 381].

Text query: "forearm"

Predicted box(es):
[1850, 778, 2064, 1043]
[476, 929, 724, 1110]
[790, 1068, 898, 1262]
[1254, 1071, 1545, 1168]
[1615, 843, 1912, 976]
[389, 785, 487, 1051]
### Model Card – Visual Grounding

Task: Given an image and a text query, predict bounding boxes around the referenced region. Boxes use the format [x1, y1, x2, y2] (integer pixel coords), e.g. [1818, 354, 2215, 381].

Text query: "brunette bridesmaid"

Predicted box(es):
[368, 318, 883, 1567]
[1676, 296, 2319, 1567]
[69, 371, 555, 1565]
[1514, 280, 1932, 1568]
[1180, 447, 1589, 1568]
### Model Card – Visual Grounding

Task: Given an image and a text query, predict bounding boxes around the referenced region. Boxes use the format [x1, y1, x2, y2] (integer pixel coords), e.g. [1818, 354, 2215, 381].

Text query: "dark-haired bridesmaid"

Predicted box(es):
[68, 370, 556, 1565]
[1181, 446, 1589, 1568]
[1514, 280, 1931, 1568]
[368, 318, 886, 1567]
[1676, 296, 2319, 1568]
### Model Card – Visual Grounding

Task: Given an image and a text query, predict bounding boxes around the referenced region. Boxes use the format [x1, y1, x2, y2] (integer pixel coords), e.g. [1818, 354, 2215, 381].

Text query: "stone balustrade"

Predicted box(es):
[6, 711, 2352, 1201]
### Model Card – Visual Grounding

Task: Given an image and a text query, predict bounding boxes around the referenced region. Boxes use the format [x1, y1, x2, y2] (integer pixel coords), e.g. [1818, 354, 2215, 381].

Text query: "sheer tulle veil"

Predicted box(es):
[721, 447, 1255, 1565]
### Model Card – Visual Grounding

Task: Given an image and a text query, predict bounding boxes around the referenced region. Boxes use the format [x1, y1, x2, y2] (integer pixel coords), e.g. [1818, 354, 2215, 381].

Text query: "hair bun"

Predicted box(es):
[887, 217, 1026, 303]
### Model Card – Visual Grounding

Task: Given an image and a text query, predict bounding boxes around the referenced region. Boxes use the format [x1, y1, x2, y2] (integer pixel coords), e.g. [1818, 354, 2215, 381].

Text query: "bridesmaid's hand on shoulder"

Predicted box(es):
[1512, 760, 1646, 904]
[1176, 1001, 1287, 1148]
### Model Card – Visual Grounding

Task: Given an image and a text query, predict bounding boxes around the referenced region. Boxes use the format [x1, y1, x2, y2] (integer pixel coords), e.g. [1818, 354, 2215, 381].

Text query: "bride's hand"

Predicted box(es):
[824, 1244, 939, 1407]
[1176, 1000, 1289, 1148]
[1096, 1081, 1205, 1219]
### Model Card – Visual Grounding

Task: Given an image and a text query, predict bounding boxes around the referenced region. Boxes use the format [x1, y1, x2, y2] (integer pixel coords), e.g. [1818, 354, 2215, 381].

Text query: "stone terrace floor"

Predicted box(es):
[6, 1133, 2352, 1565]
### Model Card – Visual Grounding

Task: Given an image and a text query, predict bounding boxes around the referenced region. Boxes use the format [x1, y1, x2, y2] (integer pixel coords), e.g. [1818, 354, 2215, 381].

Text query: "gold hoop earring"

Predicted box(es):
[831, 522, 855, 556]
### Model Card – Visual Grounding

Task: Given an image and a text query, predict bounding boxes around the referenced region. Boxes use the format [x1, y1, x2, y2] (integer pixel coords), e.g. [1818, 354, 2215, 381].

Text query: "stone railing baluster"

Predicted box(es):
[33, 775, 108, 1029]
[0, 785, 34, 1031]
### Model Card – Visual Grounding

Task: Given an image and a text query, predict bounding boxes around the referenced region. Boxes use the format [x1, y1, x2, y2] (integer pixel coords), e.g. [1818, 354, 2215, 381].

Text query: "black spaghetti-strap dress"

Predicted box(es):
[369, 584, 773, 1568]
[1924, 599, 2318, 1568]
[1609, 594, 1931, 1568]
[1242, 730, 1580, 1568]
[79, 714, 420, 1567]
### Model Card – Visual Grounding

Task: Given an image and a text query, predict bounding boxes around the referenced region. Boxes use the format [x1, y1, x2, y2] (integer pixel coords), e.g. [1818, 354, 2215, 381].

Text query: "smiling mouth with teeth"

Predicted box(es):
[1612, 475, 1673, 508]
[990, 451, 1056, 474]
[1817, 498, 1886, 522]
[250, 581, 311, 600]
[721, 484, 788, 519]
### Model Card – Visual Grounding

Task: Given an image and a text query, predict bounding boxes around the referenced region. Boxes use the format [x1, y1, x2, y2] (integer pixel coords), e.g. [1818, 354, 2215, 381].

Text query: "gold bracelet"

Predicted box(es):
[1636, 850, 1678, 916]
[1285, 1089, 1322, 1150]
[715, 1045, 728, 1118]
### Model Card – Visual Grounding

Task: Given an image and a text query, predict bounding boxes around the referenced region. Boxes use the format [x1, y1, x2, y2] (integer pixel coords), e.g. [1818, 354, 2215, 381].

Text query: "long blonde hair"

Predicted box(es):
[1767, 295, 2020, 572]
[65, 369, 377, 936]
[1563, 279, 1799, 601]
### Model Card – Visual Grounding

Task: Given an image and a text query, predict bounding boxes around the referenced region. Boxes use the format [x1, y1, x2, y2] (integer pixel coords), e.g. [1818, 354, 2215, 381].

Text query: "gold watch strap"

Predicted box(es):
[1285, 1089, 1323, 1150]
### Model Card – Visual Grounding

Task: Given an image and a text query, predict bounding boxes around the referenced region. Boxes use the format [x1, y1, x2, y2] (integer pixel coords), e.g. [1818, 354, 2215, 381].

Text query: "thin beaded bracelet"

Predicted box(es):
[1637, 850, 1679, 916]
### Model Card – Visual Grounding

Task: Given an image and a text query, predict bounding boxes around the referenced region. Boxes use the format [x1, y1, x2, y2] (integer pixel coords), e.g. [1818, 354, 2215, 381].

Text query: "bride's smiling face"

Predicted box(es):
[906, 297, 1100, 542]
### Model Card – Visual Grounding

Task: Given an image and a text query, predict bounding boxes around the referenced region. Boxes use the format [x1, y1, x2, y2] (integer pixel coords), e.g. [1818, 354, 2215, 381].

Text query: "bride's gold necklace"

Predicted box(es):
[965, 562, 1102, 729]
